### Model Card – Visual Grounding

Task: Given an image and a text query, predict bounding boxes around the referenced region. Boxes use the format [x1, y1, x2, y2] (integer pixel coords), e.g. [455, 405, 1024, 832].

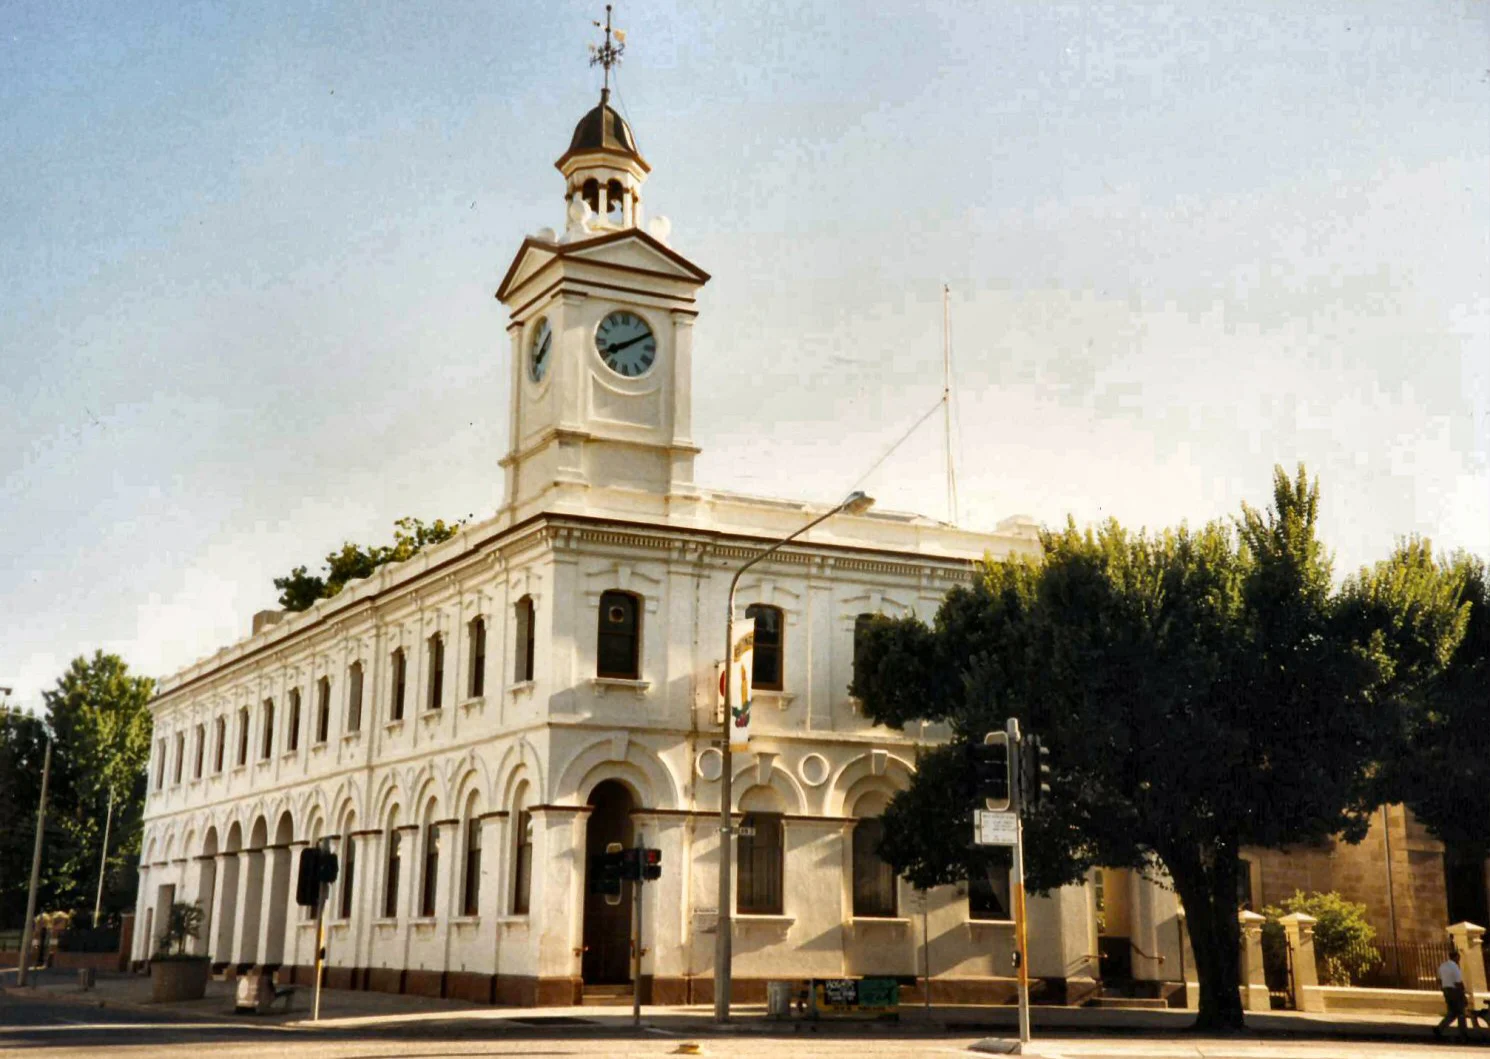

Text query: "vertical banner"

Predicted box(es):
[728, 625, 755, 750]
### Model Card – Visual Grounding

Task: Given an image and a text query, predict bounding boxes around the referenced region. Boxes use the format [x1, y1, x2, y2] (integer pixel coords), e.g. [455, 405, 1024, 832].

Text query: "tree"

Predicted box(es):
[154, 900, 205, 958]
[851, 466, 1464, 1031]
[1370, 550, 1488, 856]
[41, 652, 154, 923]
[0, 706, 52, 928]
[274, 516, 463, 611]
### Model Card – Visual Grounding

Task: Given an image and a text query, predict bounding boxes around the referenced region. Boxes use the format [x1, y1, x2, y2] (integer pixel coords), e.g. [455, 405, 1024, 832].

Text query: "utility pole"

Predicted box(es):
[631, 846, 643, 1028]
[1008, 716, 1031, 1047]
[93, 787, 115, 926]
[18, 739, 52, 987]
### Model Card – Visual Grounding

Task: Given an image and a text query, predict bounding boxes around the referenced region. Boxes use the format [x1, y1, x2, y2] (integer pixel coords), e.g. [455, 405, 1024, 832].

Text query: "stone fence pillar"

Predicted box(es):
[1280, 912, 1321, 1011]
[1448, 922, 1487, 1005]
[1238, 909, 1269, 1011]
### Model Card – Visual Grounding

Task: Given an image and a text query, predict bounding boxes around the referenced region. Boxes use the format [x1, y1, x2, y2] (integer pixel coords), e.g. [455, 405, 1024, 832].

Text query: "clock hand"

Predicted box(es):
[605, 333, 651, 355]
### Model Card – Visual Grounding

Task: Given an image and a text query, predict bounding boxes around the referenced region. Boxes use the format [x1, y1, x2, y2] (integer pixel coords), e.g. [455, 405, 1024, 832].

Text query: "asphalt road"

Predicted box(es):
[3, 990, 1486, 1058]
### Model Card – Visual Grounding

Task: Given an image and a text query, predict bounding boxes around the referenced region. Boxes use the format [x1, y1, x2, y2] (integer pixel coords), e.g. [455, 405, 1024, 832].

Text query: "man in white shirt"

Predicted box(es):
[1435, 950, 1471, 1040]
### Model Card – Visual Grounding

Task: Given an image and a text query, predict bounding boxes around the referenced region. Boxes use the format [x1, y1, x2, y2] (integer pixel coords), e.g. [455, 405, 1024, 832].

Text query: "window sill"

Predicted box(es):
[451, 915, 480, 927]
[967, 917, 1015, 928]
[232, 765, 248, 775]
[459, 695, 486, 712]
[734, 913, 794, 926]
[753, 690, 796, 709]
[281, 749, 299, 761]
[507, 681, 535, 698]
[373, 918, 400, 929]
[493, 914, 530, 925]
[384, 719, 405, 734]
[850, 915, 910, 925]
[410, 916, 438, 931]
[342, 730, 362, 743]
[419, 708, 442, 725]
[256, 758, 273, 769]
[312, 741, 328, 754]
[590, 677, 650, 698]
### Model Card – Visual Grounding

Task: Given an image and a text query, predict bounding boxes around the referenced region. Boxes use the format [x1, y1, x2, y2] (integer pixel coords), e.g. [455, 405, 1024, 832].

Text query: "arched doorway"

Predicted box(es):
[582, 780, 635, 985]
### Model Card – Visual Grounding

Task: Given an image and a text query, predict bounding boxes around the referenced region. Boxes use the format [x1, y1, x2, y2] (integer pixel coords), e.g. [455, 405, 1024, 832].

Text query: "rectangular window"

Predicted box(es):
[737, 812, 784, 915]
[514, 597, 535, 683]
[348, 662, 364, 733]
[468, 617, 486, 698]
[851, 817, 897, 917]
[339, 834, 356, 919]
[193, 724, 205, 780]
[462, 817, 482, 916]
[597, 590, 641, 679]
[390, 649, 406, 722]
[316, 677, 331, 743]
[427, 635, 444, 712]
[287, 688, 301, 752]
[213, 718, 225, 773]
[236, 708, 249, 767]
[512, 810, 533, 915]
[747, 604, 784, 690]
[969, 850, 1013, 921]
[260, 698, 275, 760]
[155, 739, 166, 789]
[384, 830, 402, 919]
[852, 613, 876, 687]
[420, 823, 439, 917]
[172, 732, 185, 785]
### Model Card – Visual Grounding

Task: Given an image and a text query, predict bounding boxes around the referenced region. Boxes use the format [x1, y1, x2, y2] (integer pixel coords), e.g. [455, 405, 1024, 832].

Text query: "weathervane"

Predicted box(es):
[589, 4, 626, 104]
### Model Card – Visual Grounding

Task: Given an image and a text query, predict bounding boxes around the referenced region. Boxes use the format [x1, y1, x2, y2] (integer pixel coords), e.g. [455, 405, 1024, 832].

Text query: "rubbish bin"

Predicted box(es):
[767, 980, 792, 1019]
[78, 967, 96, 990]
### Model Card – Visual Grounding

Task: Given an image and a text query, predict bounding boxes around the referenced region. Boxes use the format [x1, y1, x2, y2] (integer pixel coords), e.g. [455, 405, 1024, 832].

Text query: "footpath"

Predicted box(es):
[1, 966, 1480, 1048]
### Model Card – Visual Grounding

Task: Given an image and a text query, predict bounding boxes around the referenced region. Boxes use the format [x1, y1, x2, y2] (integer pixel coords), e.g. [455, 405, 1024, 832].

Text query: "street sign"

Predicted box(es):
[974, 809, 1018, 846]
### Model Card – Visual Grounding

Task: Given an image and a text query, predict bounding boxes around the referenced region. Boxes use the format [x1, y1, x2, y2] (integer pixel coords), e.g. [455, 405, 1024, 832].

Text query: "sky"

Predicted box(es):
[2, 1, 1486, 710]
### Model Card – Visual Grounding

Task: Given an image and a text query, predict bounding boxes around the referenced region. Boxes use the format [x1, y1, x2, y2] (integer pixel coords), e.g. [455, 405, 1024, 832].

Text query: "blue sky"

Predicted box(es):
[2, 1, 1486, 708]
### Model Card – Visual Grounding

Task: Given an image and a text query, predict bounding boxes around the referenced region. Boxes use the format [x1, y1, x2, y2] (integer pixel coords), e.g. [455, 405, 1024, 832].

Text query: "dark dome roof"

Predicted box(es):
[560, 100, 645, 165]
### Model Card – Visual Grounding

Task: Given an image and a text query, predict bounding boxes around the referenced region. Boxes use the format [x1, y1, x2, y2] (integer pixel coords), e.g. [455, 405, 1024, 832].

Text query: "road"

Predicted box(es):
[2, 990, 1485, 1058]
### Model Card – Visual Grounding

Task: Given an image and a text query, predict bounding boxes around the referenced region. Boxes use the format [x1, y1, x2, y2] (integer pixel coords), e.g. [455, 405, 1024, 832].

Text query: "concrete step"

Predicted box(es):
[1087, 995, 1172, 1010]
[581, 984, 634, 1005]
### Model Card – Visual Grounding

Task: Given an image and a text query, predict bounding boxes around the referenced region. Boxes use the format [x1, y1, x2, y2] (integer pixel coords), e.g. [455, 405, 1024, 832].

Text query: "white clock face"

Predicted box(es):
[529, 318, 552, 383]
[594, 310, 656, 378]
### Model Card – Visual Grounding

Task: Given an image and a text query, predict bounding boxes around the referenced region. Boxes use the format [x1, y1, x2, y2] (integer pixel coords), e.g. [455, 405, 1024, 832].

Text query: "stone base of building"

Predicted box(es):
[275, 964, 583, 1006]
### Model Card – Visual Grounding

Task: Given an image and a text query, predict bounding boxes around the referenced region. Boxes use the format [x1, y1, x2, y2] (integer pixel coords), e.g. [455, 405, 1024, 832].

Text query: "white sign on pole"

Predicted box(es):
[974, 809, 1019, 846]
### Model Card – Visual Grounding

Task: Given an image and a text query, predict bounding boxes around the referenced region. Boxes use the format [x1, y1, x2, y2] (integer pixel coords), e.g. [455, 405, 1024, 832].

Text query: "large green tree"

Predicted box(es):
[1371, 550, 1489, 856]
[274, 516, 463, 611]
[852, 467, 1465, 1031]
[42, 652, 155, 924]
[0, 705, 53, 927]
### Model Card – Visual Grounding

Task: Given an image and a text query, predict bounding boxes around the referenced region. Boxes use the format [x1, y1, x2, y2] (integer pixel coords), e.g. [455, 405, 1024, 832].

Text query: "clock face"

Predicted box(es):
[594, 310, 657, 378]
[528, 318, 552, 383]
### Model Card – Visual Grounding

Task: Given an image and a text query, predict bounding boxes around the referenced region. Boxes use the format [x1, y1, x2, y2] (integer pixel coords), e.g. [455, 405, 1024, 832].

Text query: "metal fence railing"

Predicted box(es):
[1354, 941, 1452, 991]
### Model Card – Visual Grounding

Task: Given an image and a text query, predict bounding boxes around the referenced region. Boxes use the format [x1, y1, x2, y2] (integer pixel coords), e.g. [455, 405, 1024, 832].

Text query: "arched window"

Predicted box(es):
[260, 698, 275, 760]
[461, 794, 482, 917]
[581, 178, 600, 215]
[427, 634, 445, 712]
[606, 179, 625, 224]
[597, 590, 641, 679]
[236, 707, 249, 766]
[383, 809, 402, 919]
[316, 676, 331, 744]
[338, 813, 357, 920]
[390, 649, 407, 722]
[154, 739, 166, 789]
[172, 732, 185, 785]
[511, 787, 533, 915]
[287, 688, 301, 753]
[468, 617, 487, 698]
[193, 724, 205, 780]
[213, 717, 225, 773]
[514, 597, 535, 683]
[737, 811, 784, 915]
[851, 793, 897, 918]
[746, 604, 784, 691]
[347, 662, 364, 733]
[419, 804, 440, 917]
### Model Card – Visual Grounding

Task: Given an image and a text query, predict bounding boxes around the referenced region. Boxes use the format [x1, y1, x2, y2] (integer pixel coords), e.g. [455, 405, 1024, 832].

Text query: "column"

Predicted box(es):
[1027, 884, 1099, 989]
[257, 843, 293, 966]
[210, 852, 239, 963]
[1280, 912, 1321, 1012]
[189, 855, 218, 957]
[530, 806, 586, 997]
[1237, 909, 1268, 1011]
[232, 849, 264, 966]
[1448, 922, 1488, 1005]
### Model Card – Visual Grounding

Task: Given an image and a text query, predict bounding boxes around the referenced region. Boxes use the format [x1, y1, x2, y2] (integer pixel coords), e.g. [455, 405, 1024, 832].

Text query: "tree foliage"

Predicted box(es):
[274, 517, 463, 611]
[1261, 891, 1378, 987]
[0, 706, 52, 928]
[851, 465, 1466, 1030]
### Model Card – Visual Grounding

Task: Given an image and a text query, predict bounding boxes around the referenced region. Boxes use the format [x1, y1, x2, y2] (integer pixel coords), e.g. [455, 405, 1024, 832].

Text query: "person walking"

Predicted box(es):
[1435, 949, 1472, 1041]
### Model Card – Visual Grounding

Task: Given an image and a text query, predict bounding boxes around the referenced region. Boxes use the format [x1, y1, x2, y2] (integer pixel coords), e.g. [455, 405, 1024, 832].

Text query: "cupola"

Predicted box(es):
[557, 89, 650, 235]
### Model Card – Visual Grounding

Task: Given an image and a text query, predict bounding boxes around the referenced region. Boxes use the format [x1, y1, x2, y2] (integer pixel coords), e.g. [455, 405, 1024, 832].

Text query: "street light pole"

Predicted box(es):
[714, 490, 874, 1023]
[18, 739, 52, 987]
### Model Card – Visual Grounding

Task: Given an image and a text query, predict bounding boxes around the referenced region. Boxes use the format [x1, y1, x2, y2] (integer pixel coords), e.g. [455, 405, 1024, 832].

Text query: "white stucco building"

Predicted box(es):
[134, 87, 1189, 1007]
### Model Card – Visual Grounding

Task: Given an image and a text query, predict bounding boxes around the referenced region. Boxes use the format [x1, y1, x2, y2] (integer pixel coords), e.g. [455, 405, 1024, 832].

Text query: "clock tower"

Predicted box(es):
[495, 86, 709, 525]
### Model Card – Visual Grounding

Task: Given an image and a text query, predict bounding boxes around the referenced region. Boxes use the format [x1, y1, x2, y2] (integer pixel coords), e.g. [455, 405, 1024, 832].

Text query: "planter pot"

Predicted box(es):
[150, 957, 210, 1002]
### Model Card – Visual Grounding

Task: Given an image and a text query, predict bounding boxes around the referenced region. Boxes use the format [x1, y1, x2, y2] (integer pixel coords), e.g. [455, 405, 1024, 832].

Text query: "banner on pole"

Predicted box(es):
[727, 625, 755, 750]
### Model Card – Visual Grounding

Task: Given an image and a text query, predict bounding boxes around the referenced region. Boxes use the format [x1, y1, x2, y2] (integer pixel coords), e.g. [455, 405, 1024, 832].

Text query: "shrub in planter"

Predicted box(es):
[149, 901, 210, 1002]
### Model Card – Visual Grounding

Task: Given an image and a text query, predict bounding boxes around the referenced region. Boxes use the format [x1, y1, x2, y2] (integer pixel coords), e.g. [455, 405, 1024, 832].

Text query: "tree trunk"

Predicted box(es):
[1165, 843, 1246, 1032]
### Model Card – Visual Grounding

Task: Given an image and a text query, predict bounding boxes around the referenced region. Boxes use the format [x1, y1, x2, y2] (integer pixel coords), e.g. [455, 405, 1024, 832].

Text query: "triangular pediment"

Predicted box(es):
[496, 228, 709, 304]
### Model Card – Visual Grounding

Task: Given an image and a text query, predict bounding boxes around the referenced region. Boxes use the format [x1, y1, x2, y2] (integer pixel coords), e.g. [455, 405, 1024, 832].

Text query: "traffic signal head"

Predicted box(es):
[621, 847, 642, 881]
[970, 732, 1011, 812]
[295, 848, 322, 907]
[318, 849, 339, 886]
[642, 847, 662, 881]
[590, 850, 624, 896]
[1019, 734, 1052, 808]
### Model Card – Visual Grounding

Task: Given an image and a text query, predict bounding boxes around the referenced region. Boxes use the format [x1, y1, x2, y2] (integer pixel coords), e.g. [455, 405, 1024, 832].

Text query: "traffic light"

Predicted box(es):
[621, 847, 642, 881]
[590, 850, 624, 897]
[970, 732, 1011, 811]
[296, 848, 322, 907]
[1019, 734, 1052, 808]
[318, 849, 339, 887]
[642, 848, 662, 881]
